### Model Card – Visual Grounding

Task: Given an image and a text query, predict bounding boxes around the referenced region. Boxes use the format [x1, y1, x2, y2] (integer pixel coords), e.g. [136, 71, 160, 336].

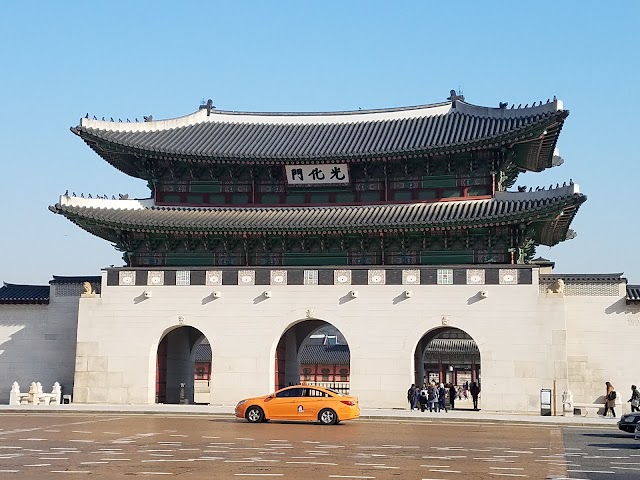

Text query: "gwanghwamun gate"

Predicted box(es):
[2, 91, 639, 414]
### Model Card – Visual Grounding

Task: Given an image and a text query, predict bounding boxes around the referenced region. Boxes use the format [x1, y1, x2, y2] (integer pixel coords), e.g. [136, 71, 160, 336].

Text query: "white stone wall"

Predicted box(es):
[74, 269, 573, 412]
[0, 292, 79, 403]
[564, 284, 639, 415]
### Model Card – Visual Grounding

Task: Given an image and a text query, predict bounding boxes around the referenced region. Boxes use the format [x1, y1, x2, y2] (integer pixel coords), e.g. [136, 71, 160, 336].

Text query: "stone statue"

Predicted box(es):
[547, 279, 565, 294]
[82, 282, 94, 296]
[561, 389, 574, 415]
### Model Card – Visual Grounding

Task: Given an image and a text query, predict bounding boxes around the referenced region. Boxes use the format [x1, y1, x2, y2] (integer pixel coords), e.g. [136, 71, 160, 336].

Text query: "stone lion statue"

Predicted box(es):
[547, 278, 565, 294]
[82, 282, 94, 295]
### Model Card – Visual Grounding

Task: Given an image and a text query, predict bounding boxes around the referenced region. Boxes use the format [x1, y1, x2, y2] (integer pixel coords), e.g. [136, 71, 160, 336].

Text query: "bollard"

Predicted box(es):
[179, 383, 186, 404]
[9, 382, 20, 406]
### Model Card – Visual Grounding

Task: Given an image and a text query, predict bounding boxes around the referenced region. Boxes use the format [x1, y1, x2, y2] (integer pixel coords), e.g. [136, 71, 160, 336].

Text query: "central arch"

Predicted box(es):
[414, 327, 480, 390]
[275, 320, 350, 394]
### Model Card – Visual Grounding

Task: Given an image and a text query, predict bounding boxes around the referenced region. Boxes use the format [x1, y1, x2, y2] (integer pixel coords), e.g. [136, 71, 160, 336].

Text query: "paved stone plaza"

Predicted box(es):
[0, 410, 638, 479]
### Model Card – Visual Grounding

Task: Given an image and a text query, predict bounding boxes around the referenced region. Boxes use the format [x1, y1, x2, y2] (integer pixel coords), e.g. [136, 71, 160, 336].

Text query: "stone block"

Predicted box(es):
[87, 356, 108, 372]
[87, 387, 109, 403]
[73, 386, 89, 403]
[75, 342, 99, 357]
[75, 356, 88, 372]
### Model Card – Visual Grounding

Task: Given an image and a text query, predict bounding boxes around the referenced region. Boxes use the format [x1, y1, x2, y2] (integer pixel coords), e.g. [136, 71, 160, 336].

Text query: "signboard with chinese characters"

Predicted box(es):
[285, 164, 349, 185]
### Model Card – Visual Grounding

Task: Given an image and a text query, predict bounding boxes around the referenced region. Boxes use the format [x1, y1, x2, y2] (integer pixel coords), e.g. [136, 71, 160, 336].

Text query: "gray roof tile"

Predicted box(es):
[0, 283, 50, 304]
[627, 285, 640, 302]
[299, 345, 350, 365]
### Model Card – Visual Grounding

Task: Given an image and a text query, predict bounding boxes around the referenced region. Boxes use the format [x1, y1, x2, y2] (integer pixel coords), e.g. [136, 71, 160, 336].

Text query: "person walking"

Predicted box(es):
[604, 381, 617, 417]
[419, 384, 428, 412]
[470, 381, 480, 410]
[438, 383, 448, 413]
[449, 383, 457, 410]
[427, 382, 438, 412]
[407, 384, 417, 411]
[628, 384, 639, 413]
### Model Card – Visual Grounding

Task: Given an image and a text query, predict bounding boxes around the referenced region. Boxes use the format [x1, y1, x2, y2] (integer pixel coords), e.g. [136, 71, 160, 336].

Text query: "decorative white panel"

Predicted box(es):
[402, 270, 420, 285]
[334, 270, 352, 285]
[205, 270, 223, 286]
[119, 271, 135, 286]
[176, 271, 191, 286]
[238, 270, 255, 286]
[304, 270, 318, 285]
[466, 269, 485, 285]
[499, 269, 518, 285]
[368, 269, 385, 285]
[147, 271, 164, 286]
[270, 270, 288, 285]
[437, 269, 453, 285]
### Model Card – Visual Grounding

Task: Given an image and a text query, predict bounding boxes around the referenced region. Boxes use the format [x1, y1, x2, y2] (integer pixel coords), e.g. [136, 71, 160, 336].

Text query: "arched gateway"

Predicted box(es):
[275, 321, 350, 394]
[156, 326, 209, 404]
[414, 327, 480, 390]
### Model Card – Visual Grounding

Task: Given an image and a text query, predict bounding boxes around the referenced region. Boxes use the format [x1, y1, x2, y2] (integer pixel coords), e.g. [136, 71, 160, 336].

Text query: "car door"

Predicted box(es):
[297, 388, 328, 421]
[268, 387, 303, 419]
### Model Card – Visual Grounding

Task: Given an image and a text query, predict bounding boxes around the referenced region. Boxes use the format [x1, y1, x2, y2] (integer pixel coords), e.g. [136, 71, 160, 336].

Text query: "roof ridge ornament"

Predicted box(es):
[199, 98, 215, 116]
[447, 89, 464, 108]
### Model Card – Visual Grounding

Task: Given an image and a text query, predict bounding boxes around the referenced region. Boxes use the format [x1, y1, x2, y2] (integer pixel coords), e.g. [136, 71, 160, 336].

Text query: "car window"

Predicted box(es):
[305, 388, 328, 397]
[275, 388, 304, 398]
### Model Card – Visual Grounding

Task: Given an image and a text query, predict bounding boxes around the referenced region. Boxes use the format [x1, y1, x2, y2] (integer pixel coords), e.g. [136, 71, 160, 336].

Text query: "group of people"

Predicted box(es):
[604, 382, 640, 418]
[407, 380, 480, 412]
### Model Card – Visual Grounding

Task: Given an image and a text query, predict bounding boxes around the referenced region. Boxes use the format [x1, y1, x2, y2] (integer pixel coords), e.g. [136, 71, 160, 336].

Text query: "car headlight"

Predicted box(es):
[236, 400, 247, 407]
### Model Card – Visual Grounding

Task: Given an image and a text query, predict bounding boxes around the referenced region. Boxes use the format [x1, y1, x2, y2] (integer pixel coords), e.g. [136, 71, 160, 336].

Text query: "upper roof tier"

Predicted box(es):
[72, 96, 567, 178]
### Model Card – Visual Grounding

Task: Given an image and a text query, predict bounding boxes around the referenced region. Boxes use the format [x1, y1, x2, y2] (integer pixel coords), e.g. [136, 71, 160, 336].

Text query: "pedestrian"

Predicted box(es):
[470, 381, 480, 410]
[463, 382, 469, 399]
[629, 385, 640, 413]
[427, 382, 438, 412]
[438, 383, 448, 413]
[407, 384, 416, 411]
[419, 384, 428, 412]
[604, 381, 617, 417]
[449, 383, 457, 410]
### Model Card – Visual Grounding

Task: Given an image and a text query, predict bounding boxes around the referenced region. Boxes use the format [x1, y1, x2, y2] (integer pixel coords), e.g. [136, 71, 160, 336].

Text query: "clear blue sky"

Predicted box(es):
[1, 1, 638, 285]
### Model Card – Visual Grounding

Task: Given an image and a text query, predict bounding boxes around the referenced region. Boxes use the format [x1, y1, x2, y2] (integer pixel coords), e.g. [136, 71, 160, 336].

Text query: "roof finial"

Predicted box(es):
[447, 89, 464, 107]
[499, 102, 508, 109]
[143, 115, 153, 122]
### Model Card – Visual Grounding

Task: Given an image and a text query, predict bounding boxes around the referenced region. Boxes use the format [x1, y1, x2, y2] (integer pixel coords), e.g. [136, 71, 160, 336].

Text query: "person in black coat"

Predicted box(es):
[470, 382, 480, 410]
[449, 384, 457, 409]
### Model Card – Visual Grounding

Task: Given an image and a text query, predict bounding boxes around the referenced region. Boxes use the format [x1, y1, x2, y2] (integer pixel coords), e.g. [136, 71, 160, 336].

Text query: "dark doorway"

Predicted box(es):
[275, 321, 350, 394]
[414, 327, 480, 388]
[155, 326, 208, 404]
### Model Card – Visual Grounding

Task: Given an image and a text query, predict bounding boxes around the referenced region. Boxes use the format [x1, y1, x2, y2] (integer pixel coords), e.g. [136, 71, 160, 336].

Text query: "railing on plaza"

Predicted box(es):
[302, 381, 351, 395]
[276, 381, 351, 395]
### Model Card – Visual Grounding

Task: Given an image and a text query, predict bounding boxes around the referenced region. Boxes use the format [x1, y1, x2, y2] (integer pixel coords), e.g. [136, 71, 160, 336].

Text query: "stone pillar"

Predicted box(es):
[9, 382, 20, 406]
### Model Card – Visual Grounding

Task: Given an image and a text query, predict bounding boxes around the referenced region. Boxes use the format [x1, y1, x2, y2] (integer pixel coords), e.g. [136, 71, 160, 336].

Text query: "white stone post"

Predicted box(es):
[51, 382, 62, 405]
[9, 382, 20, 406]
[28, 382, 38, 405]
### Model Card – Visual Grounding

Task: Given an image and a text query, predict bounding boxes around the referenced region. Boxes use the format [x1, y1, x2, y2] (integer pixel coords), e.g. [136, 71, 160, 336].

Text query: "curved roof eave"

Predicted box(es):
[71, 98, 567, 175]
[49, 190, 586, 239]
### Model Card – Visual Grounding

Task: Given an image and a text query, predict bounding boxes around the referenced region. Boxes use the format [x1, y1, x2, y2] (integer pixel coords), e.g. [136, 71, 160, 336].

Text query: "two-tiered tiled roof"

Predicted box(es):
[73, 98, 567, 177]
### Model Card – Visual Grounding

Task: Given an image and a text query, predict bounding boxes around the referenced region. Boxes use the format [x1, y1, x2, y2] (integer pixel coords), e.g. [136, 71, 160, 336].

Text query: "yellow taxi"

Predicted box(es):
[235, 385, 359, 425]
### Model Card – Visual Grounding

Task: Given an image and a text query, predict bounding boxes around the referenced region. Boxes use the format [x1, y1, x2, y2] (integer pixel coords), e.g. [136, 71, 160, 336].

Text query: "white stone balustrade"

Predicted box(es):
[9, 381, 62, 406]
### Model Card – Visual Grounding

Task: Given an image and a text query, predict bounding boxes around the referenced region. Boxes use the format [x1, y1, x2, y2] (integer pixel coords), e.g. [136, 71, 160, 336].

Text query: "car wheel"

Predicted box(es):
[245, 406, 264, 423]
[318, 408, 337, 425]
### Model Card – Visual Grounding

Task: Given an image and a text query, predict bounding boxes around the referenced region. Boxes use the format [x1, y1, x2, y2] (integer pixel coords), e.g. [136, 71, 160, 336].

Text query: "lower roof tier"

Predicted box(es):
[50, 185, 586, 247]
